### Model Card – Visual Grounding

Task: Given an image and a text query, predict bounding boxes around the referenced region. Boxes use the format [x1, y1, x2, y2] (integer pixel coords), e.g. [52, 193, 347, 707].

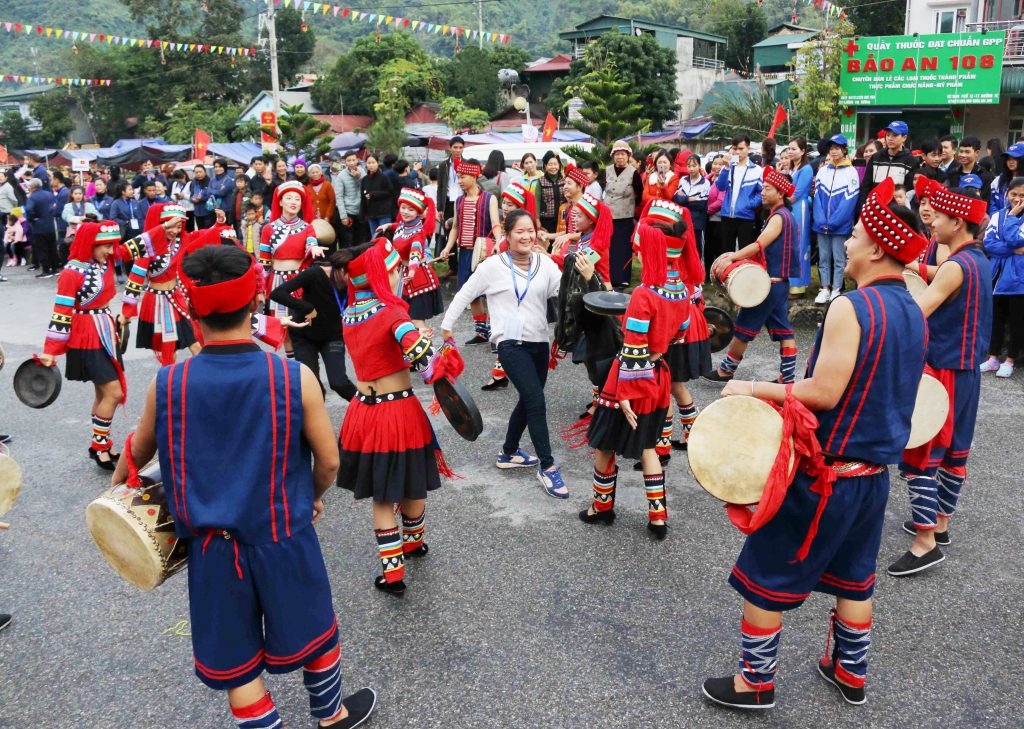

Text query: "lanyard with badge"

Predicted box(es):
[505, 252, 535, 341]
[129, 200, 139, 230]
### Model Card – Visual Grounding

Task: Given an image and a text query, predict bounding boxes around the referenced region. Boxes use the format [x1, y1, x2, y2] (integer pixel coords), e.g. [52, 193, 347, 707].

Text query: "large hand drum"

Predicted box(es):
[688, 396, 796, 505]
[703, 306, 735, 353]
[906, 373, 950, 449]
[311, 218, 336, 246]
[433, 377, 484, 441]
[13, 358, 62, 409]
[0, 448, 22, 520]
[711, 255, 771, 308]
[582, 291, 630, 316]
[86, 462, 187, 591]
[903, 269, 928, 303]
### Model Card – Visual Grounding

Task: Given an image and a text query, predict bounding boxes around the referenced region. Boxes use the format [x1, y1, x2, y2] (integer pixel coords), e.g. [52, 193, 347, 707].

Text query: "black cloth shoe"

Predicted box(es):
[463, 334, 488, 346]
[373, 575, 406, 594]
[579, 507, 615, 525]
[702, 676, 775, 710]
[902, 519, 950, 546]
[88, 448, 117, 471]
[817, 659, 866, 705]
[704, 369, 735, 382]
[34, 271, 50, 279]
[0, 434, 11, 445]
[887, 546, 945, 577]
[647, 522, 669, 540]
[0, 614, 10, 633]
[670, 439, 688, 451]
[481, 376, 509, 391]
[319, 687, 377, 728]
[405, 543, 429, 558]
[633, 454, 670, 471]
[26, 265, 38, 271]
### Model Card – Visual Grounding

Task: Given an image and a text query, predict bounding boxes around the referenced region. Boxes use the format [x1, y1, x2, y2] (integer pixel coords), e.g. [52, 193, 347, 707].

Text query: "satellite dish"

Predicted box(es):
[498, 68, 520, 87]
[513, 96, 528, 112]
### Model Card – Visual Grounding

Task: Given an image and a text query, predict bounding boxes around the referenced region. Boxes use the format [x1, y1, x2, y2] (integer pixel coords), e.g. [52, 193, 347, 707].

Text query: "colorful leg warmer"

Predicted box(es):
[473, 313, 490, 339]
[655, 414, 673, 457]
[231, 693, 283, 729]
[490, 358, 506, 379]
[739, 618, 781, 690]
[936, 466, 967, 517]
[401, 510, 426, 554]
[678, 402, 698, 443]
[827, 611, 871, 689]
[591, 464, 617, 513]
[779, 346, 798, 384]
[304, 643, 344, 721]
[375, 527, 405, 584]
[644, 472, 667, 522]
[908, 474, 938, 529]
[91, 413, 113, 452]
[720, 351, 742, 375]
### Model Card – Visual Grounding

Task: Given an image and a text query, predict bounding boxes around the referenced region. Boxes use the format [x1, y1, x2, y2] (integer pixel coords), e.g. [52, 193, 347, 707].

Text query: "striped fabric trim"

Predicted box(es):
[625, 317, 650, 333]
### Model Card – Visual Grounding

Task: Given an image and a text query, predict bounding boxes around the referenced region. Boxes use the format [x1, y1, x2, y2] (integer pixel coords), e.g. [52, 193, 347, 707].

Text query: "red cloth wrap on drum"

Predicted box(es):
[423, 339, 465, 415]
[122, 431, 141, 488]
[901, 364, 955, 471]
[726, 388, 839, 562]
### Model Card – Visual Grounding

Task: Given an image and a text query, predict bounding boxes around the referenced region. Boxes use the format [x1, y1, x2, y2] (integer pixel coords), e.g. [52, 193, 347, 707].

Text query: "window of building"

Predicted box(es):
[936, 9, 967, 32]
[985, 0, 1024, 22]
[1007, 99, 1024, 147]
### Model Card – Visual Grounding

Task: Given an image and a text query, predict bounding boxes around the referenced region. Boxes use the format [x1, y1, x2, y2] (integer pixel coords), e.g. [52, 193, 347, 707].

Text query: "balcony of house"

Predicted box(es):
[692, 56, 725, 70]
[966, 18, 1024, 63]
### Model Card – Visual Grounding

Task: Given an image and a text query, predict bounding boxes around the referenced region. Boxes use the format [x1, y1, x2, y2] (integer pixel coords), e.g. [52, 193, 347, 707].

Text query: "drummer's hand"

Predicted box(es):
[574, 253, 595, 281]
[280, 315, 310, 328]
[402, 270, 415, 284]
[163, 217, 184, 238]
[312, 498, 325, 524]
[308, 245, 326, 259]
[619, 399, 638, 430]
[37, 353, 56, 367]
[720, 379, 749, 398]
[440, 328, 454, 341]
[439, 245, 452, 260]
[115, 314, 127, 327]
[214, 209, 227, 224]
[110, 453, 129, 488]
[419, 326, 435, 340]
[305, 309, 318, 324]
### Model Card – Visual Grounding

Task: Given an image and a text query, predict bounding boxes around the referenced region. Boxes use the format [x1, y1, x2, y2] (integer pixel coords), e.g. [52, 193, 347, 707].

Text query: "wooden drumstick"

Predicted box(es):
[0, 522, 10, 530]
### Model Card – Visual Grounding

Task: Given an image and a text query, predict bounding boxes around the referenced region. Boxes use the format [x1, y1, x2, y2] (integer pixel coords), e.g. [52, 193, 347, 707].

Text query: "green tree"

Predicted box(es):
[568, 67, 650, 159]
[367, 59, 444, 154]
[789, 20, 854, 139]
[264, 102, 333, 159]
[704, 0, 768, 73]
[489, 46, 532, 75]
[273, 8, 316, 87]
[140, 100, 249, 144]
[29, 91, 76, 148]
[844, 0, 904, 34]
[707, 86, 780, 138]
[311, 32, 436, 115]
[550, 32, 677, 130]
[438, 97, 491, 133]
[440, 47, 502, 115]
[0, 111, 36, 150]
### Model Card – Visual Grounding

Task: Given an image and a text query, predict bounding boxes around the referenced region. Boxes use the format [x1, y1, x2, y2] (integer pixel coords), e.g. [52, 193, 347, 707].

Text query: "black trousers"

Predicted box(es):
[32, 231, 58, 272]
[990, 294, 1024, 360]
[719, 216, 757, 254]
[291, 336, 356, 401]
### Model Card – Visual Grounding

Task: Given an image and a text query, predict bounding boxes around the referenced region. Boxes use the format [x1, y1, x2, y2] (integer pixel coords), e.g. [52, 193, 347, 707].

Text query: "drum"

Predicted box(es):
[688, 396, 795, 505]
[13, 358, 62, 409]
[907, 372, 950, 449]
[711, 254, 771, 308]
[704, 306, 735, 353]
[582, 291, 630, 316]
[0, 447, 22, 518]
[311, 218, 336, 246]
[903, 269, 927, 303]
[85, 462, 187, 591]
[433, 376, 484, 442]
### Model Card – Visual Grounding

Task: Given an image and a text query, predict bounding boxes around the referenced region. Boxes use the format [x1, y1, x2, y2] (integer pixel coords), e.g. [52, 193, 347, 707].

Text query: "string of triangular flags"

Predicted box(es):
[253, 0, 511, 44]
[758, 0, 845, 18]
[0, 20, 258, 56]
[2, 74, 112, 86]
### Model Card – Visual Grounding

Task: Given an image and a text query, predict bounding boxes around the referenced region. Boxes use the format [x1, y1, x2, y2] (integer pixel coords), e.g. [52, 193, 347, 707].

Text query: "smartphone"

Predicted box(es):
[586, 249, 601, 266]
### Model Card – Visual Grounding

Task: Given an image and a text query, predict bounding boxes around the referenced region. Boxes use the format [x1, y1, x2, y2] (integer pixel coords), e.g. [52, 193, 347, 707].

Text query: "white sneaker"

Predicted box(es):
[814, 288, 831, 304]
[828, 289, 842, 302]
[980, 357, 1000, 373]
[996, 361, 1014, 378]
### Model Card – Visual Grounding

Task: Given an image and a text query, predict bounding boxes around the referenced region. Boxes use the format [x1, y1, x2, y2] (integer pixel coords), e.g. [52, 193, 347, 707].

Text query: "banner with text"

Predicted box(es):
[839, 32, 1005, 106]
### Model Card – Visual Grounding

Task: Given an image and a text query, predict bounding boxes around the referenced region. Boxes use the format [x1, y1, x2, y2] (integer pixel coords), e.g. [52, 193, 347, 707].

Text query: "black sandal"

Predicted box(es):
[88, 448, 116, 471]
[481, 376, 509, 391]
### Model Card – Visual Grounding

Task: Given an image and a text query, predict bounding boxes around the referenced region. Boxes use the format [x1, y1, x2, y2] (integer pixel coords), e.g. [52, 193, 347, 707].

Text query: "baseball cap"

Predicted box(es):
[885, 120, 909, 136]
[828, 133, 849, 148]
[1004, 142, 1024, 159]
[959, 173, 983, 189]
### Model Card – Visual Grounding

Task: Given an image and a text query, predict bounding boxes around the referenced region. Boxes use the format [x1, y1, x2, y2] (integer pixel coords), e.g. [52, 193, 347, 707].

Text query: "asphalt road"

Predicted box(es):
[0, 265, 1021, 729]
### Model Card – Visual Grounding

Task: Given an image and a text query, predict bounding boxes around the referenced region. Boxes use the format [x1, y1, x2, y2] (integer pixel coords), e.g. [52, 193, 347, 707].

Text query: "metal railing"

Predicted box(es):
[692, 56, 725, 70]
[966, 19, 1024, 62]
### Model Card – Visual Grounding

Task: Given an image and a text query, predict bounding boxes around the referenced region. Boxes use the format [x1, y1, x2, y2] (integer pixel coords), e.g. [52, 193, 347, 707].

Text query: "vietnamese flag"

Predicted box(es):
[0, 144, 7, 164]
[541, 112, 557, 143]
[766, 103, 787, 139]
[194, 128, 211, 159]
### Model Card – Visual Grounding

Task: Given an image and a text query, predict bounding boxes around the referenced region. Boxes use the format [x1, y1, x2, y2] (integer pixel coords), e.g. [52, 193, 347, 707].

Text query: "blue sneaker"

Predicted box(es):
[496, 449, 539, 469]
[538, 466, 569, 499]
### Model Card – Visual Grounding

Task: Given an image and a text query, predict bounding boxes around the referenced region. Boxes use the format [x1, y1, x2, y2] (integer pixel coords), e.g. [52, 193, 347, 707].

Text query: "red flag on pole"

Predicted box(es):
[0, 144, 7, 164]
[194, 128, 211, 159]
[541, 112, 557, 143]
[766, 104, 787, 139]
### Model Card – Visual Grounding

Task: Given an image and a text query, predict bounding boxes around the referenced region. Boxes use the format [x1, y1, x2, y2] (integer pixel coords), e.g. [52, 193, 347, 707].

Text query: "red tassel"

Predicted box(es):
[548, 341, 566, 370]
[123, 432, 141, 488]
[429, 396, 441, 415]
[434, 448, 462, 479]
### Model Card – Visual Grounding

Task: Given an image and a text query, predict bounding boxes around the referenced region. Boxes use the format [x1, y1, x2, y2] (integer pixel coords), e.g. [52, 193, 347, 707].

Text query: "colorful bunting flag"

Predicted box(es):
[2, 74, 113, 86]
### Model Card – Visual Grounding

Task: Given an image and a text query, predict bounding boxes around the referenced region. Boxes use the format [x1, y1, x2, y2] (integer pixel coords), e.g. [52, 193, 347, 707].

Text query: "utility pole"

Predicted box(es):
[266, 0, 282, 122]
[477, 0, 483, 49]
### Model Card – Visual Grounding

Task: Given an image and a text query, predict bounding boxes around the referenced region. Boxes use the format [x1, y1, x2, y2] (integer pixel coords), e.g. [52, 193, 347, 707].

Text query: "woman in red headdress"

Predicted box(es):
[376, 186, 444, 328]
[38, 218, 174, 469]
[334, 239, 451, 595]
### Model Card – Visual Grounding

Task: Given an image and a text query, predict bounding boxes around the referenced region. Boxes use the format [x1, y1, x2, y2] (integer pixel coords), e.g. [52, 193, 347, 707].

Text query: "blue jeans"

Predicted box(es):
[497, 340, 553, 469]
[368, 216, 392, 239]
[817, 233, 847, 290]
